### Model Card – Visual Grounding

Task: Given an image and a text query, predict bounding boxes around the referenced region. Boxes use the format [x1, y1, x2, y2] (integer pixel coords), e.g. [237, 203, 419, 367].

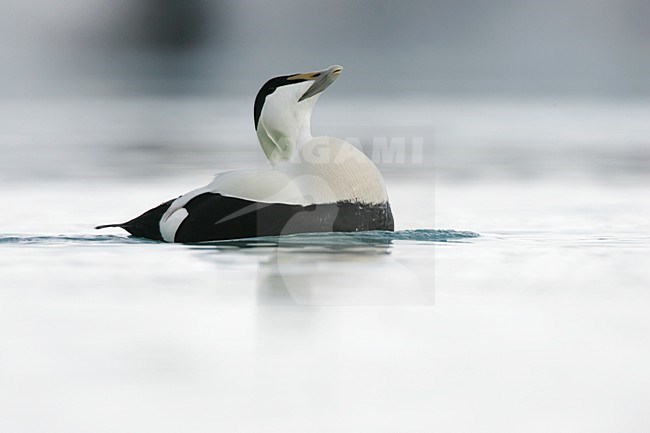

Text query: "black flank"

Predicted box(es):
[174, 193, 394, 243]
[98, 194, 394, 243]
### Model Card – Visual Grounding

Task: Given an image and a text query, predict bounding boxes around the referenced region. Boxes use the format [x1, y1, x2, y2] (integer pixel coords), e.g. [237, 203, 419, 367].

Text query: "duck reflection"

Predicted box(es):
[189, 233, 435, 306]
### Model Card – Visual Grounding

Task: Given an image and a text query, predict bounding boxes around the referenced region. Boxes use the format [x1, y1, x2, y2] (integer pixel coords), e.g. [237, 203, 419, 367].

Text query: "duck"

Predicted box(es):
[96, 65, 394, 242]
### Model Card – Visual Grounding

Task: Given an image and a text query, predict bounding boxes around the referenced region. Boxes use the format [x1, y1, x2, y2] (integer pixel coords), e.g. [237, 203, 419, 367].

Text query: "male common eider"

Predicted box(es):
[96, 65, 394, 242]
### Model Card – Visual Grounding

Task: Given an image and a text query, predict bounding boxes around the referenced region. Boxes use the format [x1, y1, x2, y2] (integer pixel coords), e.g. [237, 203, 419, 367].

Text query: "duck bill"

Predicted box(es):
[297, 65, 343, 102]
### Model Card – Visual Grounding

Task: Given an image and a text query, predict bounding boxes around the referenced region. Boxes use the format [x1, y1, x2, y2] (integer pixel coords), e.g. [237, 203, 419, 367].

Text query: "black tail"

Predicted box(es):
[95, 198, 176, 241]
[95, 223, 125, 230]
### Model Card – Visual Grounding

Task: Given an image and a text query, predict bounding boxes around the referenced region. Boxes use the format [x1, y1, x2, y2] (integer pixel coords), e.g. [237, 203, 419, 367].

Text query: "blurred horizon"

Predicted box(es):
[1, 0, 649, 99]
[1, 0, 648, 186]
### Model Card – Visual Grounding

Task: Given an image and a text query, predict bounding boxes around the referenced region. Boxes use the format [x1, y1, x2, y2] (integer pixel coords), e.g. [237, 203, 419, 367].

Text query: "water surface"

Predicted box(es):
[1, 97, 649, 433]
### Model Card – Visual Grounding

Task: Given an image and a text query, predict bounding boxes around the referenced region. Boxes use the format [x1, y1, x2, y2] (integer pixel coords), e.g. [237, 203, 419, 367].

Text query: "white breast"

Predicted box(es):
[281, 136, 389, 205]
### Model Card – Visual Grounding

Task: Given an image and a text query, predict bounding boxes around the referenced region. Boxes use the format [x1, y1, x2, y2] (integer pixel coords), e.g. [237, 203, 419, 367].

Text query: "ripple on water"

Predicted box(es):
[0, 235, 158, 245]
[0, 230, 478, 247]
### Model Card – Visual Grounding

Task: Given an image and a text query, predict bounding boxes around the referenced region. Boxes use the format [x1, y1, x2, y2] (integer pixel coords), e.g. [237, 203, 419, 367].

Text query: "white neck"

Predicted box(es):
[256, 82, 318, 166]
